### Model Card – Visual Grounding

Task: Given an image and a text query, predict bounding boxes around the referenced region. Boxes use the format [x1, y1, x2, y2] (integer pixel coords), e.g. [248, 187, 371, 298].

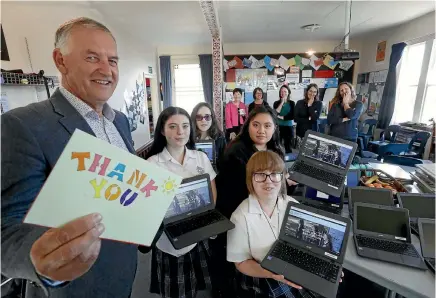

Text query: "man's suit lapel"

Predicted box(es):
[50, 89, 96, 137]
[113, 115, 136, 154]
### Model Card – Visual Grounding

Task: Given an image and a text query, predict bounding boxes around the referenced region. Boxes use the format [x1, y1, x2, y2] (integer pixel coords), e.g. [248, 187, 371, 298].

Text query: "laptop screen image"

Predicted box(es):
[349, 188, 393, 206]
[356, 205, 408, 239]
[400, 195, 435, 219]
[301, 134, 353, 169]
[195, 143, 214, 162]
[284, 206, 347, 257]
[421, 222, 435, 258]
[305, 187, 341, 205]
[165, 178, 211, 219]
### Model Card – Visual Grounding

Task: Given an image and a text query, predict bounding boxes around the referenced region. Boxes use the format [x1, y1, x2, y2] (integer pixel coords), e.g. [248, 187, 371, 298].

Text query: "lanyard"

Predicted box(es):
[260, 197, 280, 240]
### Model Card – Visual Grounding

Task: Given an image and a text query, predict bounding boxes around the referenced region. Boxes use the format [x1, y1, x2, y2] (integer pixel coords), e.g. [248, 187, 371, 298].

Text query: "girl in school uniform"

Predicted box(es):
[145, 106, 217, 298]
[213, 105, 297, 297]
[226, 150, 303, 298]
[191, 102, 226, 171]
[227, 151, 343, 297]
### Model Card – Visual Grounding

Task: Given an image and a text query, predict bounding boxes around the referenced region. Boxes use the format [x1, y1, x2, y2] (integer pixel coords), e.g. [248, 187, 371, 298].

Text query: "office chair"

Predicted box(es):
[367, 124, 401, 154]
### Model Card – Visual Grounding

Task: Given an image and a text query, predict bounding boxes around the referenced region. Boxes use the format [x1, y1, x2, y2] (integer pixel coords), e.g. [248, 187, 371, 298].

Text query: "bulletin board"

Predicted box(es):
[223, 53, 355, 118]
[355, 70, 388, 120]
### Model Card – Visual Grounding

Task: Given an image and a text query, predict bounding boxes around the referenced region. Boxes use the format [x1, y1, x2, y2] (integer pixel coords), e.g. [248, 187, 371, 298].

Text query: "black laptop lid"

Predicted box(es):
[195, 141, 215, 164]
[354, 203, 411, 242]
[418, 219, 435, 259]
[163, 174, 214, 224]
[348, 187, 393, 210]
[397, 193, 435, 219]
[280, 202, 350, 263]
[304, 186, 342, 207]
[300, 131, 356, 173]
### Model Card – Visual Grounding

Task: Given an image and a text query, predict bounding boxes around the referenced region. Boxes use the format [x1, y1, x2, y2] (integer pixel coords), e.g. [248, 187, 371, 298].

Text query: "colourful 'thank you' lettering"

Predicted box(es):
[71, 152, 159, 207]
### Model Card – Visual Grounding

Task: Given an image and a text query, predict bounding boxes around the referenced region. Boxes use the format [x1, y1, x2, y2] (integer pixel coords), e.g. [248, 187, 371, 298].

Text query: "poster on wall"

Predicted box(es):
[376, 41, 387, 62]
[122, 73, 146, 132]
[235, 69, 268, 92]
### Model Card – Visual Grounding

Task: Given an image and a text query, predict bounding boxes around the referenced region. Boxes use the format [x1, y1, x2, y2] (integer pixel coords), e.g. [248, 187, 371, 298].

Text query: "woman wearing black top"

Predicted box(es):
[294, 83, 322, 138]
[191, 102, 226, 170]
[248, 87, 269, 113]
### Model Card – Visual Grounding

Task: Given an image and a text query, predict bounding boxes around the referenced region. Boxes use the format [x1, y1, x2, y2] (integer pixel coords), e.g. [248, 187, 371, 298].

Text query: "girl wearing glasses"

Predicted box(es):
[191, 102, 226, 170]
[227, 150, 302, 297]
[144, 107, 217, 298]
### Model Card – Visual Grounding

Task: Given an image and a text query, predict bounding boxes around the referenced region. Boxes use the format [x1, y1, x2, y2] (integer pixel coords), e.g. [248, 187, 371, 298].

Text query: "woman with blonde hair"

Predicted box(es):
[327, 82, 363, 142]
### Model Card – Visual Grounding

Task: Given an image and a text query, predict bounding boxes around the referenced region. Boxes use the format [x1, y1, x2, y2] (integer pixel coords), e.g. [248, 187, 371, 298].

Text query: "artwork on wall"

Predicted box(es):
[376, 41, 387, 62]
[123, 73, 146, 132]
[356, 70, 388, 119]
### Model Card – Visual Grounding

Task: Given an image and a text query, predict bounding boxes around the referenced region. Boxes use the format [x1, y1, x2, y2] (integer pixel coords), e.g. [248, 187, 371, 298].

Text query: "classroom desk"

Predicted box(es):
[340, 207, 435, 298]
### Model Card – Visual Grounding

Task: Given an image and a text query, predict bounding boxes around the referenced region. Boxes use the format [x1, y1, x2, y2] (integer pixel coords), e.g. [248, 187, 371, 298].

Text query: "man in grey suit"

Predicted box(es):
[1, 17, 147, 297]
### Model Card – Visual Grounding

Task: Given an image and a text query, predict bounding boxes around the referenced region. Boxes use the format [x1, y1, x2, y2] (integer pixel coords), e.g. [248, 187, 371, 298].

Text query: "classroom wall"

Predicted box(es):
[356, 11, 435, 74]
[0, 1, 158, 149]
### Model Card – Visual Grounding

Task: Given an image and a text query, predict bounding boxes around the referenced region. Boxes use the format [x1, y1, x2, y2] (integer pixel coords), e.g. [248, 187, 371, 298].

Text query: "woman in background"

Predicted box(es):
[145, 107, 217, 298]
[327, 82, 363, 142]
[248, 87, 269, 113]
[294, 83, 322, 139]
[191, 102, 226, 170]
[225, 88, 248, 141]
[273, 85, 295, 153]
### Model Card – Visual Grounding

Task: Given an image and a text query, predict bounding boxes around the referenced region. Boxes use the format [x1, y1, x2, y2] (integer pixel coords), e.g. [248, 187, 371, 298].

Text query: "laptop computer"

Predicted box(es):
[163, 174, 234, 249]
[417, 218, 435, 272]
[348, 187, 394, 220]
[353, 203, 427, 270]
[299, 186, 344, 215]
[195, 140, 216, 167]
[397, 193, 435, 235]
[288, 131, 358, 197]
[261, 202, 351, 298]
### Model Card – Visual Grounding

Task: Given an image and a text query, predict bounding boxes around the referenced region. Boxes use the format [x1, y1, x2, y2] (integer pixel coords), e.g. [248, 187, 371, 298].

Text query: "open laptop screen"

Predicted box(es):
[284, 206, 346, 257]
[400, 195, 435, 219]
[356, 205, 408, 239]
[349, 188, 393, 206]
[421, 222, 435, 258]
[164, 178, 211, 219]
[195, 142, 214, 162]
[301, 134, 353, 169]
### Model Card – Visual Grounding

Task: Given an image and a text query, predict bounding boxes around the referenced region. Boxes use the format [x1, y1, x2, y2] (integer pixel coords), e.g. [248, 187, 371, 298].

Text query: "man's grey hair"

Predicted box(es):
[54, 17, 115, 54]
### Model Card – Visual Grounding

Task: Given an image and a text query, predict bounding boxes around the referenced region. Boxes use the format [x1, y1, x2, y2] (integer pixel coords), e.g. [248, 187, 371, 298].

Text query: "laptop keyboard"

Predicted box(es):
[292, 162, 342, 187]
[271, 241, 340, 283]
[356, 236, 419, 257]
[166, 211, 224, 237]
[302, 202, 341, 215]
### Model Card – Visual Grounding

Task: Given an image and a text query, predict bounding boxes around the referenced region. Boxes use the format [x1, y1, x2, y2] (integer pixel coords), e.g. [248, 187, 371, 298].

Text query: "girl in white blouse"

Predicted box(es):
[145, 106, 217, 298]
[226, 150, 302, 298]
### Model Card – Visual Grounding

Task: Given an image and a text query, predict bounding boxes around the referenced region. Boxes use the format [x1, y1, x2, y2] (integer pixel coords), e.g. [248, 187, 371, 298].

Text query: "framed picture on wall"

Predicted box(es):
[376, 41, 387, 62]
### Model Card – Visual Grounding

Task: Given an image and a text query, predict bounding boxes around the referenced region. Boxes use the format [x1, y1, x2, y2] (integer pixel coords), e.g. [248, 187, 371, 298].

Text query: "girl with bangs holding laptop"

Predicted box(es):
[212, 105, 298, 296]
[191, 102, 227, 171]
[226, 150, 303, 297]
[144, 106, 217, 298]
